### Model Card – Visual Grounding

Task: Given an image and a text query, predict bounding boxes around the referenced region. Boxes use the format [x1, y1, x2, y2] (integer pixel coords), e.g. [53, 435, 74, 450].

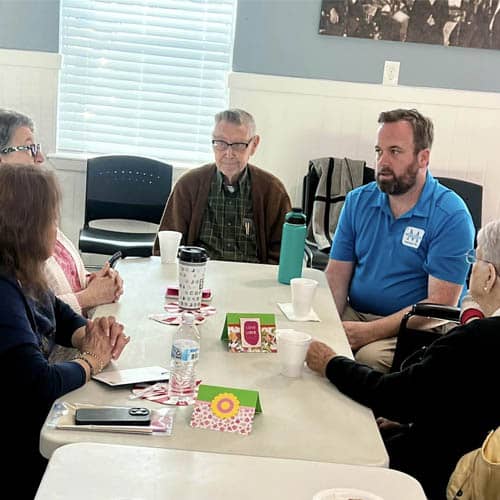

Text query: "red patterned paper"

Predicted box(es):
[190, 400, 256, 435]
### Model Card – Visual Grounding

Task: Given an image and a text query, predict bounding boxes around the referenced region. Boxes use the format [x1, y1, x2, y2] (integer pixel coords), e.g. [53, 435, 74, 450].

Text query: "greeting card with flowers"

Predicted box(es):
[221, 313, 277, 353]
[190, 384, 262, 436]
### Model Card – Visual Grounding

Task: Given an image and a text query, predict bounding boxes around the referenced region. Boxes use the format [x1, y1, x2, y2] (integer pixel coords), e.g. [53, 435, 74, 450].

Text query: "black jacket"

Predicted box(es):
[326, 318, 500, 499]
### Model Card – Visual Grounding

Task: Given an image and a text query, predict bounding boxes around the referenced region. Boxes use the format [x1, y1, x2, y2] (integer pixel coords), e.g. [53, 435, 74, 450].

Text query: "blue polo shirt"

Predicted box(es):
[330, 172, 475, 316]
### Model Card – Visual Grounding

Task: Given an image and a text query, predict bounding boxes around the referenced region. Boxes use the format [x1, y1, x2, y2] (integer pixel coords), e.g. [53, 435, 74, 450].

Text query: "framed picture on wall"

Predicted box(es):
[319, 0, 500, 50]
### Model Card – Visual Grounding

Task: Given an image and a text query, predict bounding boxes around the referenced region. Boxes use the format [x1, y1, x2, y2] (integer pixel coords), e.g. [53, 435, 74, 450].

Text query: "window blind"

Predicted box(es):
[58, 0, 236, 165]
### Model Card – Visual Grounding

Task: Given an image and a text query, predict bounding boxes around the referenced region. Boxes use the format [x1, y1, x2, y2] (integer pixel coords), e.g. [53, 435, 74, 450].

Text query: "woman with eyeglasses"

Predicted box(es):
[0, 163, 129, 498]
[306, 220, 500, 499]
[0, 109, 123, 328]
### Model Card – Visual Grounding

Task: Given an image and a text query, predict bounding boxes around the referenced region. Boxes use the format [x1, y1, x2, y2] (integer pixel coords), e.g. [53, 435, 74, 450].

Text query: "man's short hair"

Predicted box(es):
[214, 109, 256, 137]
[0, 109, 34, 150]
[377, 108, 434, 153]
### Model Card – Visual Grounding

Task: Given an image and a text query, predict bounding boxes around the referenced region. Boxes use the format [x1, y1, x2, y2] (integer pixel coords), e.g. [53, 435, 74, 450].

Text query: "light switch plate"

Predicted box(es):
[383, 61, 400, 86]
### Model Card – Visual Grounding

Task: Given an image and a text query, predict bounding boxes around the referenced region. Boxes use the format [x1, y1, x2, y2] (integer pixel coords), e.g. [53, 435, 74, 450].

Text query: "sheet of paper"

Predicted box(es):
[92, 366, 169, 386]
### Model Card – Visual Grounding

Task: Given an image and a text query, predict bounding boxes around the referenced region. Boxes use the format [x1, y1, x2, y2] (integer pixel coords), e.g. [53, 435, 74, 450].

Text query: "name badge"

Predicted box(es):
[402, 226, 425, 249]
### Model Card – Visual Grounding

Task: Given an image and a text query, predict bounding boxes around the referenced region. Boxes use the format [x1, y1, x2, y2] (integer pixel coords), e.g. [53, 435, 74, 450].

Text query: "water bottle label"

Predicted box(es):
[171, 344, 199, 362]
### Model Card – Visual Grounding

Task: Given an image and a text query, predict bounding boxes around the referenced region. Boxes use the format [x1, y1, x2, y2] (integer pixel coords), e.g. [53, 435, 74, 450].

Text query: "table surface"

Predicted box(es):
[36, 443, 425, 500]
[40, 258, 388, 467]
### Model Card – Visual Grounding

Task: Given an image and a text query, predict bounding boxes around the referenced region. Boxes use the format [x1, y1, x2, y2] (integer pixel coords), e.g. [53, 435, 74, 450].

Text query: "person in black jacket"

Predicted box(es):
[0, 164, 130, 499]
[306, 219, 500, 500]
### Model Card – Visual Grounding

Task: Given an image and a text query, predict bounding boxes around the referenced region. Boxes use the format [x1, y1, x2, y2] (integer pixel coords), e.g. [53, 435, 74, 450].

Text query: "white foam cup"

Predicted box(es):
[276, 329, 312, 378]
[312, 488, 384, 500]
[158, 231, 182, 264]
[290, 278, 318, 319]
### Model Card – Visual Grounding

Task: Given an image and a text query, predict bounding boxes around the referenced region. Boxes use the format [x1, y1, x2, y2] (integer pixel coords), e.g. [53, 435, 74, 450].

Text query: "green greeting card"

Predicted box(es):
[221, 313, 277, 353]
[190, 384, 262, 435]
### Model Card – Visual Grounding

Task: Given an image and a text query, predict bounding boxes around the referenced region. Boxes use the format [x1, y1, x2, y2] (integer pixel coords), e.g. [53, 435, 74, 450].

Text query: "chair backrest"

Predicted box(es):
[301, 160, 373, 269]
[302, 161, 374, 234]
[84, 155, 173, 227]
[436, 177, 483, 237]
[303, 164, 374, 222]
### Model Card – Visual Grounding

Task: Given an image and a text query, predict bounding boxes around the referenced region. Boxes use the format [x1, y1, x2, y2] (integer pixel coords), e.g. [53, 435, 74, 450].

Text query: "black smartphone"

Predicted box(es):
[75, 407, 151, 426]
[108, 251, 123, 268]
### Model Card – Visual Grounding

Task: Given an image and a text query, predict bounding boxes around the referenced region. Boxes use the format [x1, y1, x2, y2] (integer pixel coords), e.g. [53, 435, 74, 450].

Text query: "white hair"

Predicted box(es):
[477, 219, 500, 272]
[214, 108, 256, 137]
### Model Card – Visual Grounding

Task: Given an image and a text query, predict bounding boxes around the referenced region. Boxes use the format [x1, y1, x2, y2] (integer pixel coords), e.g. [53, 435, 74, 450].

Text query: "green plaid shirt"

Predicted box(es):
[197, 167, 259, 263]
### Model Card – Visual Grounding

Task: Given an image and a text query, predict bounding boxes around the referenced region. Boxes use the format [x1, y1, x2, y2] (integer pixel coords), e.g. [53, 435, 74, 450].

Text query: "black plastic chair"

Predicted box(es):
[79, 155, 173, 258]
[436, 176, 483, 242]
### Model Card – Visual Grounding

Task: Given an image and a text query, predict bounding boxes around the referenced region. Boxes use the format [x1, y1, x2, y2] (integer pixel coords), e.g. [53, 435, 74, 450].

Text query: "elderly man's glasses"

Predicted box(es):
[1, 143, 42, 157]
[465, 249, 487, 265]
[212, 138, 253, 152]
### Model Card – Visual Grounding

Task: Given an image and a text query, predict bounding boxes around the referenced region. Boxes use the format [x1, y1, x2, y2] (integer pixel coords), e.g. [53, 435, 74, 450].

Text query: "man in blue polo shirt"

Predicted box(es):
[326, 108, 474, 372]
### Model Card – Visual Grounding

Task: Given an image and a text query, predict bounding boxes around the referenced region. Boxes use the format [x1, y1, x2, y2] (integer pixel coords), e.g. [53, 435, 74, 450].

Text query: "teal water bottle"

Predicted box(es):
[278, 208, 307, 284]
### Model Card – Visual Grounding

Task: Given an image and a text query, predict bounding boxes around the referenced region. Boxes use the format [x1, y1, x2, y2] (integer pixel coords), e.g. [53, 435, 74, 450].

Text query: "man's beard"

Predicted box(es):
[376, 162, 419, 195]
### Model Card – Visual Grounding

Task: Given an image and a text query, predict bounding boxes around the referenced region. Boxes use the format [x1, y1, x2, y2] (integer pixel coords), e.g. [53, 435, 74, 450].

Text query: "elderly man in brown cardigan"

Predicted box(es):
[154, 109, 291, 264]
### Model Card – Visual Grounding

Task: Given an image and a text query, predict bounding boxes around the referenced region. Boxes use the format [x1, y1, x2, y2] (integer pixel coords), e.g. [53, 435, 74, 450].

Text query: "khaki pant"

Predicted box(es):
[342, 304, 453, 373]
[342, 304, 396, 374]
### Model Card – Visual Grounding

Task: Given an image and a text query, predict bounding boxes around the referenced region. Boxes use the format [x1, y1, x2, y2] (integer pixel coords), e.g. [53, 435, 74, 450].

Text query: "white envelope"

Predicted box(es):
[92, 366, 169, 387]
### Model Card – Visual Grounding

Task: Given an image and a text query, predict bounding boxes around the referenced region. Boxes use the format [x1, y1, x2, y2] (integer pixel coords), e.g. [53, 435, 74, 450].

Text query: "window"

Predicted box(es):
[58, 0, 237, 165]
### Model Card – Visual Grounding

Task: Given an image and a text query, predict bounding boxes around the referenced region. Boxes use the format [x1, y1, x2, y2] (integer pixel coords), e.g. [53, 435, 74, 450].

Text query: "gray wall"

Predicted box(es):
[233, 0, 500, 93]
[0, 0, 59, 53]
[1, 0, 499, 93]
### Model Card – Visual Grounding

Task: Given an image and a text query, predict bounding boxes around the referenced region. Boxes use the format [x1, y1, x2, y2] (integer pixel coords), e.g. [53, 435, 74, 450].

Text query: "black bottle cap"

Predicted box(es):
[286, 207, 306, 225]
[178, 246, 208, 263]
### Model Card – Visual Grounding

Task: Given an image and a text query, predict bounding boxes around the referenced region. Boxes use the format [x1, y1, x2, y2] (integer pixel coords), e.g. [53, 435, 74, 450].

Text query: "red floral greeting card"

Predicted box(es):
[221, 313, 277, 353]
[190, 384, 262, 436]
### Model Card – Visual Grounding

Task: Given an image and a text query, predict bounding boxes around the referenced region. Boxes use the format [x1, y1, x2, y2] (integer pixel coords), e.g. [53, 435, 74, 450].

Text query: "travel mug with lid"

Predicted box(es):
[178, 246, 209, 309]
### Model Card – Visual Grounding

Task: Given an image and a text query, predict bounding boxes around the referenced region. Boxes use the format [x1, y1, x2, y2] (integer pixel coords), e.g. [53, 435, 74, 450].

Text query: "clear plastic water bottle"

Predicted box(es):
[278, 208, 307, 284]
[167, 312, 200, 403]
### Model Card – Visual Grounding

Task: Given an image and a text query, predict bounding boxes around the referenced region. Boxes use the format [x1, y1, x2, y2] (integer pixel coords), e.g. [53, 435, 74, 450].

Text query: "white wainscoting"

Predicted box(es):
[228, 72, 500, 225]
[0, 49, 60, 155]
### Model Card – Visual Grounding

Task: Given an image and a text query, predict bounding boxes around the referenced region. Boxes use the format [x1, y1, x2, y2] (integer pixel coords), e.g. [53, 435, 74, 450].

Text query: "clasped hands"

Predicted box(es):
[87, 261, 124, 304]
[80, 316, 130, 366]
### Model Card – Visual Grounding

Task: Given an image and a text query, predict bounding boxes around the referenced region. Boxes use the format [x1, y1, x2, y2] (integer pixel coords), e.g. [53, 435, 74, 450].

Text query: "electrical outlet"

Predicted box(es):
[383, 60, 400, 86]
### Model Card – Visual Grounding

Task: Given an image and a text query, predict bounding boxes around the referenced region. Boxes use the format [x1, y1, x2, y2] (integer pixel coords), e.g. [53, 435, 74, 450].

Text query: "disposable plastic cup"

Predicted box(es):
[276, 330, 312, 378]
[158, 231, 182, 264]
[291, 278, 318, 319]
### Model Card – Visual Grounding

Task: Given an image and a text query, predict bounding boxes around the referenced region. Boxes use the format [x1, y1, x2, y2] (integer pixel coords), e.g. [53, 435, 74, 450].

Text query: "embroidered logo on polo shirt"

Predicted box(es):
[402, 226, 425, 249]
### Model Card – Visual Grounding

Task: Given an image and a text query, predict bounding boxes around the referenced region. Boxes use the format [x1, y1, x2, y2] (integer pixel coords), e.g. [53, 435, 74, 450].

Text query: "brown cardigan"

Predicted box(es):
[153, 163, 291, 264]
